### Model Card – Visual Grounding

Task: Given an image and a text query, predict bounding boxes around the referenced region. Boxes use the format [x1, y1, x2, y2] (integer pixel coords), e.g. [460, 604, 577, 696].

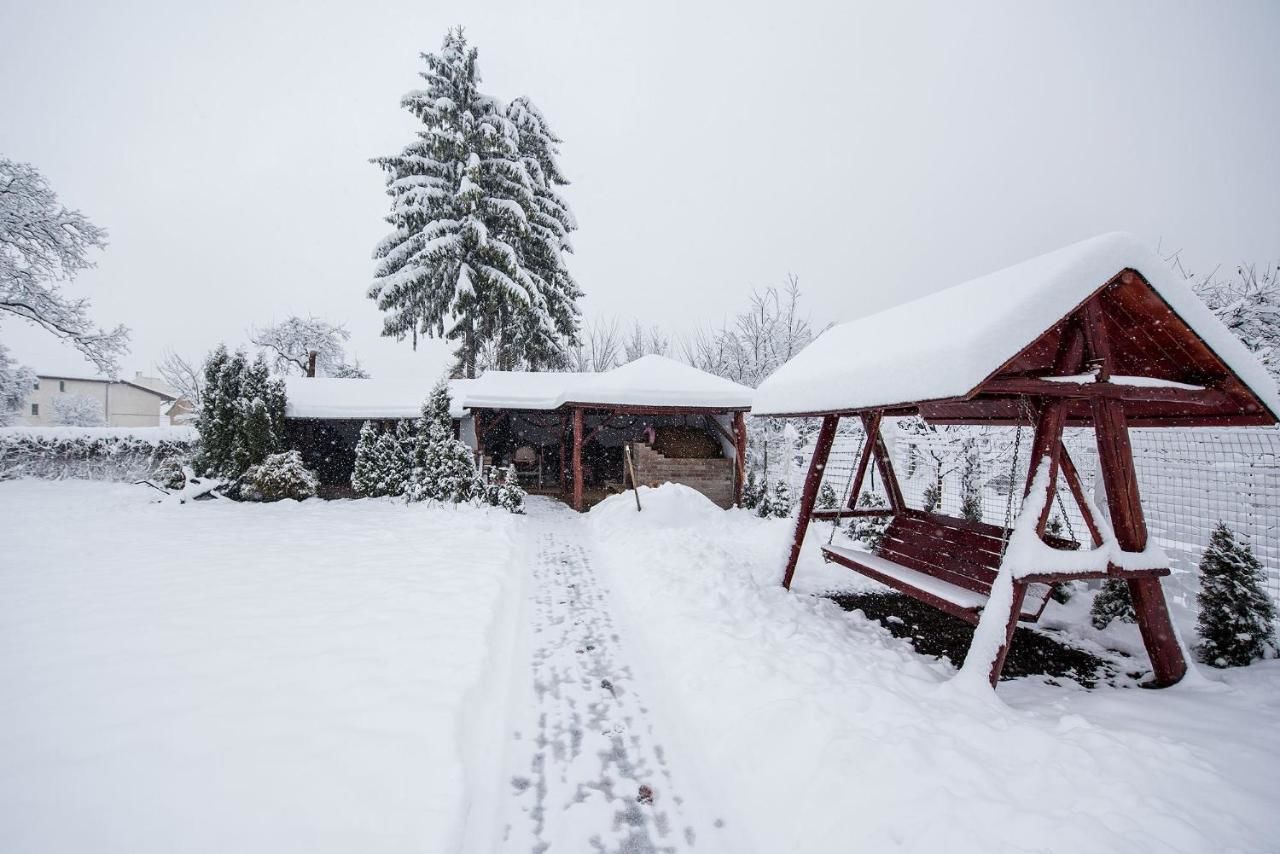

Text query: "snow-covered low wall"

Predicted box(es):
[0, 426, 198, 482]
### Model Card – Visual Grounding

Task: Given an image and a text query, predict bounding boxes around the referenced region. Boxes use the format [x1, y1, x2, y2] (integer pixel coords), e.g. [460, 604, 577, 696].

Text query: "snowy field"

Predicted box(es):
[2, 479, 1278, 853]
[0, 481, 524, 854]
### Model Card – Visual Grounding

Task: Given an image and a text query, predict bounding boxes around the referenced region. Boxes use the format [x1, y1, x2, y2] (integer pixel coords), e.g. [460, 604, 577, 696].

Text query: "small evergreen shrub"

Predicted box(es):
[1090, 579, 1135, 629]
[236, 450, 319, 502]
[152, 456, 187, 490]
[496, 464, 526, 514]
[194, 346, 286, 480]
[406, 382, 479, 505]
[847, 491, 890, 550]
[352, 421, 411, 497]
[817, 482, 838, 511]
[1195, 522, 1277, 667]
[922, 478, 942, 514]
[769, 479, 792, 518]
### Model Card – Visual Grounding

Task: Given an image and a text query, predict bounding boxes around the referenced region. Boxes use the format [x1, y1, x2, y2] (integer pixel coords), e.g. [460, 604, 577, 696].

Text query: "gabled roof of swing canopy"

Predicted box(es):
[752, 232, 1280, 427]
[462, 355, 754, 412]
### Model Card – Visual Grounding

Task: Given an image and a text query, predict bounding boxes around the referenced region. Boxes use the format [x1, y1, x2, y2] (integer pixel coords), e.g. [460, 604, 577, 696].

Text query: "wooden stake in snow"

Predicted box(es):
[624, 444, 642, 512]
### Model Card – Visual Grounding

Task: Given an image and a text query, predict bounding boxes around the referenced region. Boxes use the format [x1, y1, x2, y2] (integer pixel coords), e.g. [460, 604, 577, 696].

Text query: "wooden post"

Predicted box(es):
[987, 581, 1029, 687]
[572, 407, 584, 512]
[306, 350, 318, 378]
[733, 411, 747, 507]
[782, 414, 839, 590]
[1023, 398, 1067, 534]
[1092, 396, 1187, 686]
[559, 411, 568, 493]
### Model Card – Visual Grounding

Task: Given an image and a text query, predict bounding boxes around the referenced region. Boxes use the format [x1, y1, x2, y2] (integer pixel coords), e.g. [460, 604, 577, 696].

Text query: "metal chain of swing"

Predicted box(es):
[999, 396, 1080, 557]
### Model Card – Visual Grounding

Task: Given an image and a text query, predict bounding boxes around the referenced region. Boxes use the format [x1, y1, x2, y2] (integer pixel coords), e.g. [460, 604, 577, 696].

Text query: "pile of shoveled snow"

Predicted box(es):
[588, 485, 1280, 854]
[0, 480, 526, 854]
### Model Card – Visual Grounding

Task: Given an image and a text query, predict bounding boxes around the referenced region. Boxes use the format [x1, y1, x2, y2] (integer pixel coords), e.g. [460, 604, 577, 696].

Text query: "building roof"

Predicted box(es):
[284, 377, 473, 420]
[752, 232, 1280, 421]
[464, 355, 754, 411]
[35, 374, 178, 400]
[283, 356, 753, 420]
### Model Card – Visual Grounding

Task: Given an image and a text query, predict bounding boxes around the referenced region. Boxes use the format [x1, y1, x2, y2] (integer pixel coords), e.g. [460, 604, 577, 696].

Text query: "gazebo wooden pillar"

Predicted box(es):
[572, 406, 584, 512]
[733, 411, 748, 507]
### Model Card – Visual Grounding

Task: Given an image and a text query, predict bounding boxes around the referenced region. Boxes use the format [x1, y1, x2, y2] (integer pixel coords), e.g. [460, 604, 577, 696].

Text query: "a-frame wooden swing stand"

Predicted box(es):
[782, 269, 1278, 687]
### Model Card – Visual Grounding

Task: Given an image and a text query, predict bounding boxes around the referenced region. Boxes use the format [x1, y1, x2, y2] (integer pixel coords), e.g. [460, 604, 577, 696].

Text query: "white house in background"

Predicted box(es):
[20, 373, 181, 428]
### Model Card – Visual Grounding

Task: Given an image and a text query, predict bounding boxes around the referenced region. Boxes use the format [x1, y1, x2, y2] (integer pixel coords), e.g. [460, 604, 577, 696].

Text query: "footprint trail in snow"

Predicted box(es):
[499, 510, 726, 853]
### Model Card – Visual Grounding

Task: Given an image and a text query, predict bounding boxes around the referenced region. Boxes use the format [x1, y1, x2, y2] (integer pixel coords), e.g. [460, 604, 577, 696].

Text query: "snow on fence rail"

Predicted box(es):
[814, 421, 1280, 608]
[0, 426, 198, 483]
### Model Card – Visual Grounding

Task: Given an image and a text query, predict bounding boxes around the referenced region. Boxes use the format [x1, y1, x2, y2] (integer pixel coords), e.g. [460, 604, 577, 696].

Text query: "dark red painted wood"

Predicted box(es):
[988, 582, 1030, 687]
[1058, 443, 1103, 547]
[845, 411, 880, 510]
[863, 412, 904, 511]
[1092, 395, 1187, 686]
[733, 411, 747, 508]
[782, 414, 839, 589]
[572, 407, 584, 513]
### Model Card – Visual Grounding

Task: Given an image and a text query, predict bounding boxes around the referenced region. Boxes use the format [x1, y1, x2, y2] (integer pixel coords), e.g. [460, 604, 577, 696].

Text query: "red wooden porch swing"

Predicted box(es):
[767, 250, 1279, 688]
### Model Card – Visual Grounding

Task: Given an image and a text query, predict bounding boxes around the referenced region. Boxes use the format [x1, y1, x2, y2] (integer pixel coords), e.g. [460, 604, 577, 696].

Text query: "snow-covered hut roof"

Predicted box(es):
[753, 232, 1280, 421]
[284, 377, 473, 420]
[463, 355, 753, 411]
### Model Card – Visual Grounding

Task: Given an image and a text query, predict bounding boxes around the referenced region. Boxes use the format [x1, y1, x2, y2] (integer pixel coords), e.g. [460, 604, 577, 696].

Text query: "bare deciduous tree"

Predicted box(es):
[623, 321, 670, 363]
[156, 349, 206, 407]
[568, 317, 624, 372]
[0, 158, 128, 375]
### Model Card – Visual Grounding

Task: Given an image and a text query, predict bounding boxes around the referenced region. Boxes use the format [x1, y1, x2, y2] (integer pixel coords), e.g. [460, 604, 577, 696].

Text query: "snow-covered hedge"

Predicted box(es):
[0, 426, 198, 482]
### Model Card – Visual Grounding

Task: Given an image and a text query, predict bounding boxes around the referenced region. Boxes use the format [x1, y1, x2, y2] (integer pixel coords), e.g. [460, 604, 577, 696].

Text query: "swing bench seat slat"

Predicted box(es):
[822, 510, 1062, 624]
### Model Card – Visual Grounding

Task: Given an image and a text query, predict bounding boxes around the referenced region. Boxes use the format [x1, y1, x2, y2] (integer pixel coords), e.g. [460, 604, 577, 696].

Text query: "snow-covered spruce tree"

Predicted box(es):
[406, 382, 476, 503]
[742, 469, 764, 511]
[370, 28, 580, 377]
[817, 482, 838, 511]
[496, 464, 526, 513]
[51, 392, 104, 426]
[1090, 579, 1136, 630]
[352, 421, 412, 497]
[194, 346, 287, 480]
[0, 342, 36, 426]
[1195, 522, 1277, 667]
[769, 479, 793, 518]
[958, 438, 983, 522]
[848, 491, 889, 550]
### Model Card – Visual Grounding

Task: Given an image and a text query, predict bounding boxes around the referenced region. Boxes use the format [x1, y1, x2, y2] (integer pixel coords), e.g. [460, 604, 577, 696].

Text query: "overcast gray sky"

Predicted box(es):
[3, 0, 1278, 380]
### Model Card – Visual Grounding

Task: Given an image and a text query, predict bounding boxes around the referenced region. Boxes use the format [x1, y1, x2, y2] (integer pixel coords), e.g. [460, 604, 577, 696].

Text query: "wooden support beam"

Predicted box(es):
[572, 407, 584, 512]
[704, 414, 735, 445]
[988, 582, 1029, 687]
[863, 412, 904, 512]
[1091, 395, 1187, 686]
[1081, 299, 1113, 381]
[1023, 398, 1068, 534]
[845, 411, 880, 510]
[1057, 443, 1103, 547]
[978, 377, 1227, 407]
[782, 414, 839, 590]
[733, 411, 747, 508]
[559, 412, 569, 493]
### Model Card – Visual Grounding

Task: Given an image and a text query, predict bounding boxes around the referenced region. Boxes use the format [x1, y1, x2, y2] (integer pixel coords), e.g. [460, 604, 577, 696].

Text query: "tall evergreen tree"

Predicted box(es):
[406, 381, 478, 503]
[1195, 522, 1277, 667]
[370, 28, 580, 377]
[194, 346, 287, 479]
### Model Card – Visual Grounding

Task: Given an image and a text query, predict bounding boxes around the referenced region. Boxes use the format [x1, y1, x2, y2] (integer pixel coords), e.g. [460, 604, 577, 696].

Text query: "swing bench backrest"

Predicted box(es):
[823, 509, 1076, 625]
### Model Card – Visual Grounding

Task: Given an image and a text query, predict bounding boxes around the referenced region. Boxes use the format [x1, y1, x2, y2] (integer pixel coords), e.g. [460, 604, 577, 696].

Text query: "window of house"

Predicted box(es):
[32, 379, 39, 390]
[31, 403, 39, 416]
[59, 380, 66, 392]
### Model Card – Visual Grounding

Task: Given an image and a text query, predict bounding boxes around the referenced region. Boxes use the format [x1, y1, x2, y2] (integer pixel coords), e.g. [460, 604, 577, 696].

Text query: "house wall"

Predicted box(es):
[21, 378, 169, 427]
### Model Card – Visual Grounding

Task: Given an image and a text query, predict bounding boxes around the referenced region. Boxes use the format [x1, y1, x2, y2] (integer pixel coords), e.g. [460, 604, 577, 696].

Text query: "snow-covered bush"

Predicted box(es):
[235, 450, 318, 502]
[1090, 579, 1135, 629]
[1195, 522, 1277, 667]
[51, 392, 104, 427]
[194, 345, 286, 479]
[847, 491, 889, 550]
[0, 343, 35, 427]
[406, 383, 478, 504]
[151, 455, 187, 490]
[0, 427, 197, 481]
[757, 479, 791, 519]
[352, 420, 412, 497]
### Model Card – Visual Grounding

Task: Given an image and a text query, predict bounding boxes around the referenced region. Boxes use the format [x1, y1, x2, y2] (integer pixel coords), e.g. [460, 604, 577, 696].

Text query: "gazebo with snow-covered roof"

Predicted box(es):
[754, 233, 1280, 688]
[464, 355, 753, 511]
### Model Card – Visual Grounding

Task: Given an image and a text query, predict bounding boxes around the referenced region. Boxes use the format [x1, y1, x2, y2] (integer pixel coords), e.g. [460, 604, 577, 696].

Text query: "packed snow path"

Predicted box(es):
[499, 501, 729, 853]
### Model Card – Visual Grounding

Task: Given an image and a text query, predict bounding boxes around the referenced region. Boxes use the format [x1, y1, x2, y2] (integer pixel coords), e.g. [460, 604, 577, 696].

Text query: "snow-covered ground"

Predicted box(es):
[590, 485, 1280, 854]
[0, 480, 525, 854]
[3, 479, 1278, 853]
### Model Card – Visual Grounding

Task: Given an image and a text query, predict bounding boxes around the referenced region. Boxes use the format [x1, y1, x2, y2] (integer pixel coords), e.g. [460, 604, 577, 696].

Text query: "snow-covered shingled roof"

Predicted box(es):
[753, 232, 1280, 418]
[284, 377, 473, 420]
[463, 355, 753, 411]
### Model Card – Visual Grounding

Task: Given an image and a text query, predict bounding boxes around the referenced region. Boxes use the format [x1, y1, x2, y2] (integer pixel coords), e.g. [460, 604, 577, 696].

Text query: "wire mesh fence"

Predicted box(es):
[813, 419, 1280, 608]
